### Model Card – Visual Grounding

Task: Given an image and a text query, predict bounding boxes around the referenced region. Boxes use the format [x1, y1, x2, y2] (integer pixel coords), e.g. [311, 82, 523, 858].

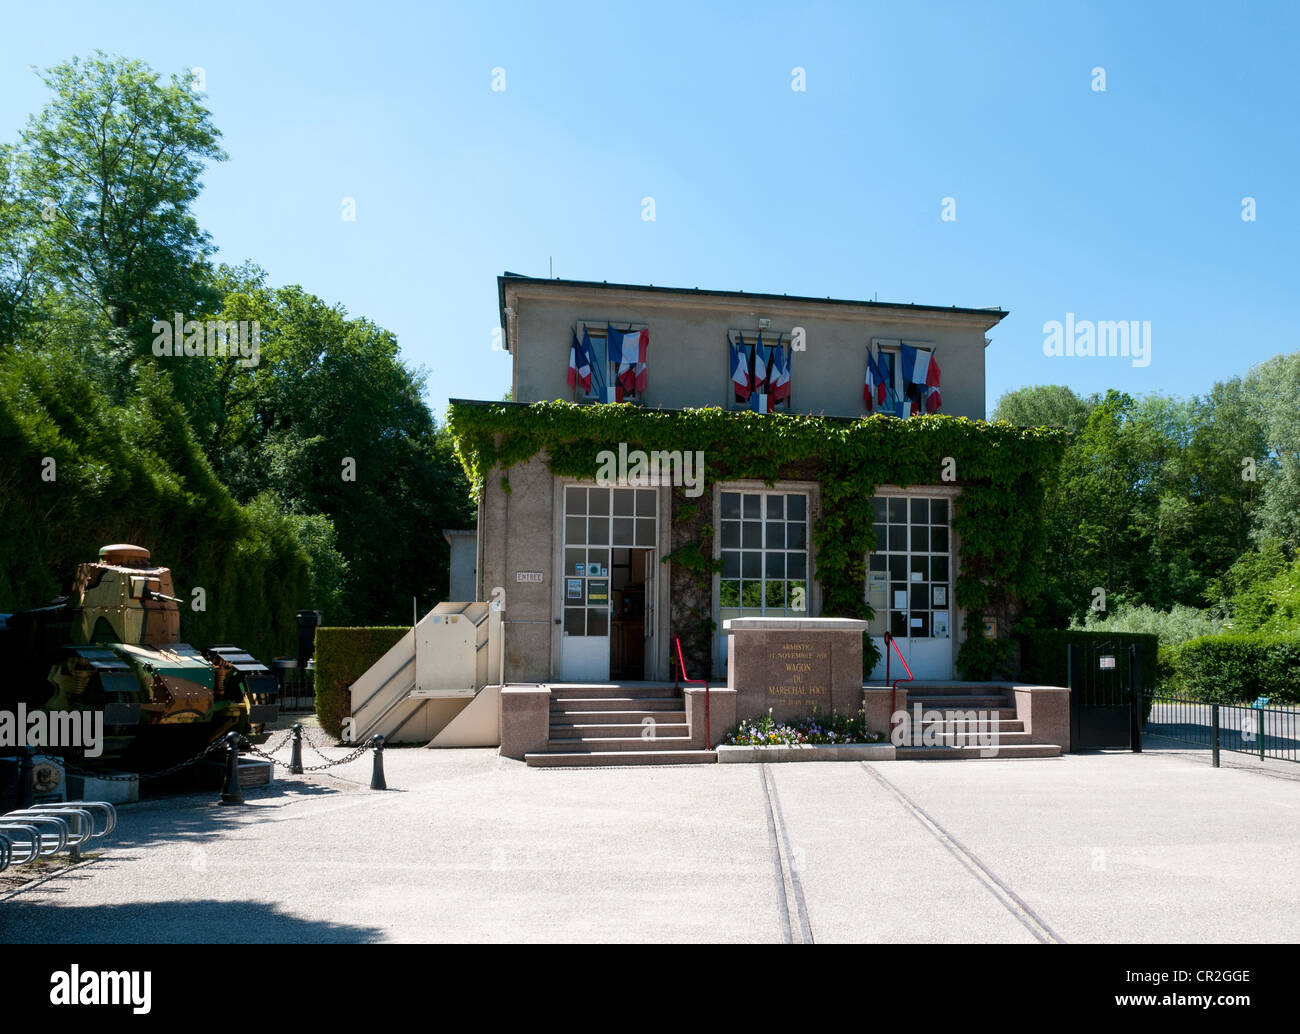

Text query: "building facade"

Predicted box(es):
[450, 273, 1026, 686]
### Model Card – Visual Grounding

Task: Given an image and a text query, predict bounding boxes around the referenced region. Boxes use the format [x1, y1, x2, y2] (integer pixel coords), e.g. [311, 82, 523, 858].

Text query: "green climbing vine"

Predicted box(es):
[447, 400, 1069, 679]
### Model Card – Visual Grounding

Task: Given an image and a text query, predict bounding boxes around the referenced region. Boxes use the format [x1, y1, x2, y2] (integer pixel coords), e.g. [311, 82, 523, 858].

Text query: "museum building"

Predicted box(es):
[448, 272, 1024, 689]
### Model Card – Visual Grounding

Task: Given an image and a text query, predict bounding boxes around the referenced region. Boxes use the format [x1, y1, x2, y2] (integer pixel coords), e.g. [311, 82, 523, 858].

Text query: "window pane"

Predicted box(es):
[931, 527, 949, 554]
[613, 517, 634, 545]
[911, 612, 930, 637]
[742, 552, 761, 579]
[587, 548, 609, 572]
[766, 552, 785, 578]
[787, 495, 806, 520]
[766, 522, 785, 548]
[932, 498, 949, 525]
[743, 495, 761, 518]
[721, 492, 740, 519]
[868, 553, 886, 572]
[613, 490, 634, 516]
[788, 553, 807, 579]
[765, 580, 786, 610]
[565, 548, 585, 576]
[789, 580, 806, 610]
[720, 580, 740, 607]
[911, 498, 928, 525]
[889, 525, 907, 551]
[932, 557, 949, 583]
[636, 489, 656, 516]
[565, 516, 585, 544]
[872, 498, 888, 522]
[888, 498, 906, 523]
[787, 523, 806, 550]
[888, 555, 906, 581]
[890, 611, 908, 637]
[564, 608, 585, 636]
[742, 522, 762, 548]
[588, 517, 609, 544]
[911, 584, 928, 610]
[766, 495, 784, 519]
[741, 581, 763, 608]
[910, 556, 928, 581]
[911, 525, 929, 552]
[588, 609, 608, 636]
[565, 487, 586, 515]
[873, 523, 887, 549]
[588, 488, 610, 515]
[721, 520, 740, 548]
[635, 519, 655, 547]
[722, 552, 740, 578]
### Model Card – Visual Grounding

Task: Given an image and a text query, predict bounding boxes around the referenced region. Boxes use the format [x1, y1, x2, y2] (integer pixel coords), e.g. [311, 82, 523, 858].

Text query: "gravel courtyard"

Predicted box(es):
[3, 745, 1298, 943]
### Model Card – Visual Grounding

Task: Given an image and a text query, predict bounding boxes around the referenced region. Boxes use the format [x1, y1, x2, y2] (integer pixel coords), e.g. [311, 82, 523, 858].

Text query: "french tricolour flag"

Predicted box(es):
[732, 334, 751, 401]
[567, 328, 592, 392]
[768, 342, 790, 405]
[901, 343, 941, 415]
[864, 349, 887, 411]
[608, 326, 648, 396]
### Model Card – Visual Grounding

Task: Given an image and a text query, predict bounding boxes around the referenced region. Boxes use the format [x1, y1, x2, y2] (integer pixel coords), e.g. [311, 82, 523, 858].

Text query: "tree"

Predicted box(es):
[992, 385, 1094, 432]
[11, 52, 225, 358]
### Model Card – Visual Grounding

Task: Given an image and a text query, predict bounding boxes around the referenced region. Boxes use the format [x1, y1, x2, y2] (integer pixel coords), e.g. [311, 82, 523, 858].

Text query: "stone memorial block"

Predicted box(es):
[724, 617, 869, 722]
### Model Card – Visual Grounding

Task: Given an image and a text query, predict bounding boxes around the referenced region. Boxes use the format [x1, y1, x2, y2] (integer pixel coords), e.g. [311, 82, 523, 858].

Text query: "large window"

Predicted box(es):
[563, 486, 656, 636]
[867, 495, 951, 639]
[718, 490, 808, 620]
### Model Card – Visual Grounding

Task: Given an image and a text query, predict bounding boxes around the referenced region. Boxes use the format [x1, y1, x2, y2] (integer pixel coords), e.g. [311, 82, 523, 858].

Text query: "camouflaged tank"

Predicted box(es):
[0, 544, 279, 770]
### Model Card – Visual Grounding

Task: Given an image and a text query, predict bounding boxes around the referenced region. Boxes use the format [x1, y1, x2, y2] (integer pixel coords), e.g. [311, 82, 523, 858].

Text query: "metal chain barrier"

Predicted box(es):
[239, 730, 372, 772]
[64, 737, 230, 782]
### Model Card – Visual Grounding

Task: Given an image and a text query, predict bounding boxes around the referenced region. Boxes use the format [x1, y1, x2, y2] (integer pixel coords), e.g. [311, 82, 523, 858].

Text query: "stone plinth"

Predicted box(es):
[725, 617, 868, 723]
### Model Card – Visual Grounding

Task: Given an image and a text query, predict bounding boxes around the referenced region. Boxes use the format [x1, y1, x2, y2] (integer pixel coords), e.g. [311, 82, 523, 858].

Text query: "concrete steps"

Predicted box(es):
[897, 690, 1063, 758]
[525, 750, 717, 768]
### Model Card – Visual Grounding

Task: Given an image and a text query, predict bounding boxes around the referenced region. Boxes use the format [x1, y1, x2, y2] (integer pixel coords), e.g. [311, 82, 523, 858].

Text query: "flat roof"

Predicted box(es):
[497, 271, 1008, 333]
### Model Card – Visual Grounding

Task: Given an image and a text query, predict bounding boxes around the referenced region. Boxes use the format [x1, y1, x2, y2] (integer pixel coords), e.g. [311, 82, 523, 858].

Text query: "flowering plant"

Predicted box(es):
[723, 706, 884, 746]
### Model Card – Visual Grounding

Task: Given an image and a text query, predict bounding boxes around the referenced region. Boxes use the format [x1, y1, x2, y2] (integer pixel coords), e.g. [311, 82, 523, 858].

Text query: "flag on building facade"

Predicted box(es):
[568, 327, 593, 392]
[732, 333, 751, 401]
[768, 340, 790, 405]
[608, 326, 648, 397]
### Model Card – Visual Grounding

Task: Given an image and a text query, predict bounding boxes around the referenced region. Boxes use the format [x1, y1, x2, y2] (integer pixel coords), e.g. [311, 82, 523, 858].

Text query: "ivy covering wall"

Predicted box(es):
[447, 401, 1069, 679]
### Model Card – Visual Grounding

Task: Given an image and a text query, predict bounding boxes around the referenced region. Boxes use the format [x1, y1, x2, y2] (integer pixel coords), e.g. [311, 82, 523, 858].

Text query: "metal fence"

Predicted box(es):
[277, 669, 316, 713]
[1143, 692, 1300, 765]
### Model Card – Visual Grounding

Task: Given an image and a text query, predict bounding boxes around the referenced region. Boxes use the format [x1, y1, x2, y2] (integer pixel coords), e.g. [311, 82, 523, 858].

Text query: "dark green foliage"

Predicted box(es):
[1019, 629, 1159, 691]
[1161, 633, 1300, 704]
[0, 346, 308, 663]
[447, 400, 1068, 677]
[313, 626, 409, 737]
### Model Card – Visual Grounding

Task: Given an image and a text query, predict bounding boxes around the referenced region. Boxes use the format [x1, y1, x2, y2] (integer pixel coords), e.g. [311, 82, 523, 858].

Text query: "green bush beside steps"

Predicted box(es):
[313, 626, 409, 738]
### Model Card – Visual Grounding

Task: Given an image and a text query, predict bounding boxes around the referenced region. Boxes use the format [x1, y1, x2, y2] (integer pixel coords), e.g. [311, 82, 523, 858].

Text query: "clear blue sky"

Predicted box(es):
[3, 1, 1296, 418]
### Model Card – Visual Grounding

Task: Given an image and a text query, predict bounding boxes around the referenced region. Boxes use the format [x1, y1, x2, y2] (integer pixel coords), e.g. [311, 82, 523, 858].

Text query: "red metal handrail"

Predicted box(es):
[674, 636, 710, 747]
[885, 631, 913, 718]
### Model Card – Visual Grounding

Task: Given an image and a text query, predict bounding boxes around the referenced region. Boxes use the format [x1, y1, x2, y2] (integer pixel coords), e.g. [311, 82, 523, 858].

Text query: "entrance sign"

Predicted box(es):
[516, 571, 543, 583]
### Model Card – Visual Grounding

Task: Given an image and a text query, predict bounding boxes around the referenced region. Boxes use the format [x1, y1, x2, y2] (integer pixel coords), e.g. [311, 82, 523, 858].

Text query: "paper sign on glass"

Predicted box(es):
[893, 590, 908, 610]
[933, 612, 949, 637]
[932, 586, 946, 606]
[567, 579, 583, 600]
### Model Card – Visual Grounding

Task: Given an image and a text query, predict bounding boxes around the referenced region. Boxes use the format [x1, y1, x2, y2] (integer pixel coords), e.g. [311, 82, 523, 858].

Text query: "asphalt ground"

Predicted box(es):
[2, 743, 1297, 943]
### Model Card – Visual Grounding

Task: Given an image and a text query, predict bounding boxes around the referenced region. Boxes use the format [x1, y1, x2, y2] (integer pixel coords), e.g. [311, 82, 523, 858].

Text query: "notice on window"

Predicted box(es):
[567, 578, 583, 600]
[910, 617, 923, 629]
[933, 611, 949, 638]
[910, 570, 922, 581]
[893, 590, 908, 610]
[588, 580, 609, 605]
[575, 563, 585, 576]
[932, 585, 946, 607]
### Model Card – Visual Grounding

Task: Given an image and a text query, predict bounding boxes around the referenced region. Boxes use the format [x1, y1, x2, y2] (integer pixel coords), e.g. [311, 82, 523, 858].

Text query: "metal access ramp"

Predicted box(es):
[348, 602, 502, 745]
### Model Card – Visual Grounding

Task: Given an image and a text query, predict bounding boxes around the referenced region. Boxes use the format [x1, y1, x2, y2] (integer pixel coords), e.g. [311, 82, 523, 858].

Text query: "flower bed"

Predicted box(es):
[723, 708, 885, 747]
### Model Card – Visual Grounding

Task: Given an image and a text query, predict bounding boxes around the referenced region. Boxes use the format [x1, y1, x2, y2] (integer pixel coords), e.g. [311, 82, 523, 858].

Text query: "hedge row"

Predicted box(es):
[1160, 633, 1300, 704]
[313, 626, 409, 737]
[1019, 630, 1159, 690]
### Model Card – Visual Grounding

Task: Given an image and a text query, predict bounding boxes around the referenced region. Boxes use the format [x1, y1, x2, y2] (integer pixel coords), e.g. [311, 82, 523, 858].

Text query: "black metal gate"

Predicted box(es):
[1068, 640, 1144, 751]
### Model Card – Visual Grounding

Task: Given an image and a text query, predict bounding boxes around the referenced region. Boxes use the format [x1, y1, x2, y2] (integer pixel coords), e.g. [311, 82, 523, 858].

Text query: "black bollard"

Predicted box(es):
[370, 735, 387, 791]
[219, 731, 244, 805]
[18, 746, 35, 808]
[289, 723, 304, 775]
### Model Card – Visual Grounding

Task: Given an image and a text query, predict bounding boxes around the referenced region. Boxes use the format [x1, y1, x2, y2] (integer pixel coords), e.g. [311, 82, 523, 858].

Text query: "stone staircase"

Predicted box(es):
[524, 683, 716, 768]
[894, 683, 1061, 759]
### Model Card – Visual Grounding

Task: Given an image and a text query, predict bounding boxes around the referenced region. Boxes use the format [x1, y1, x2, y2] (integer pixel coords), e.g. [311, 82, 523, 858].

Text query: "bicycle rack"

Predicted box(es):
[0, 800, 118, 869]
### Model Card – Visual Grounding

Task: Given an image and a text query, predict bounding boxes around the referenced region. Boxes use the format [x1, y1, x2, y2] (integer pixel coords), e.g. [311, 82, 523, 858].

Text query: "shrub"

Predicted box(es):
[313, 626, 408, 737]
[1161, 632, 1300, 704]
[1019, 629, 1159, 690]
[1069, 603, 1228, 647]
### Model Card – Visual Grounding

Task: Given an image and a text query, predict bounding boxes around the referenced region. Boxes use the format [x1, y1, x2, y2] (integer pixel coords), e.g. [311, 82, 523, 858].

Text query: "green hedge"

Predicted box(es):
[1161, 633, 1300, 704]
[1019, 630, 1159, 690]
[313, 626, 409, 737]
